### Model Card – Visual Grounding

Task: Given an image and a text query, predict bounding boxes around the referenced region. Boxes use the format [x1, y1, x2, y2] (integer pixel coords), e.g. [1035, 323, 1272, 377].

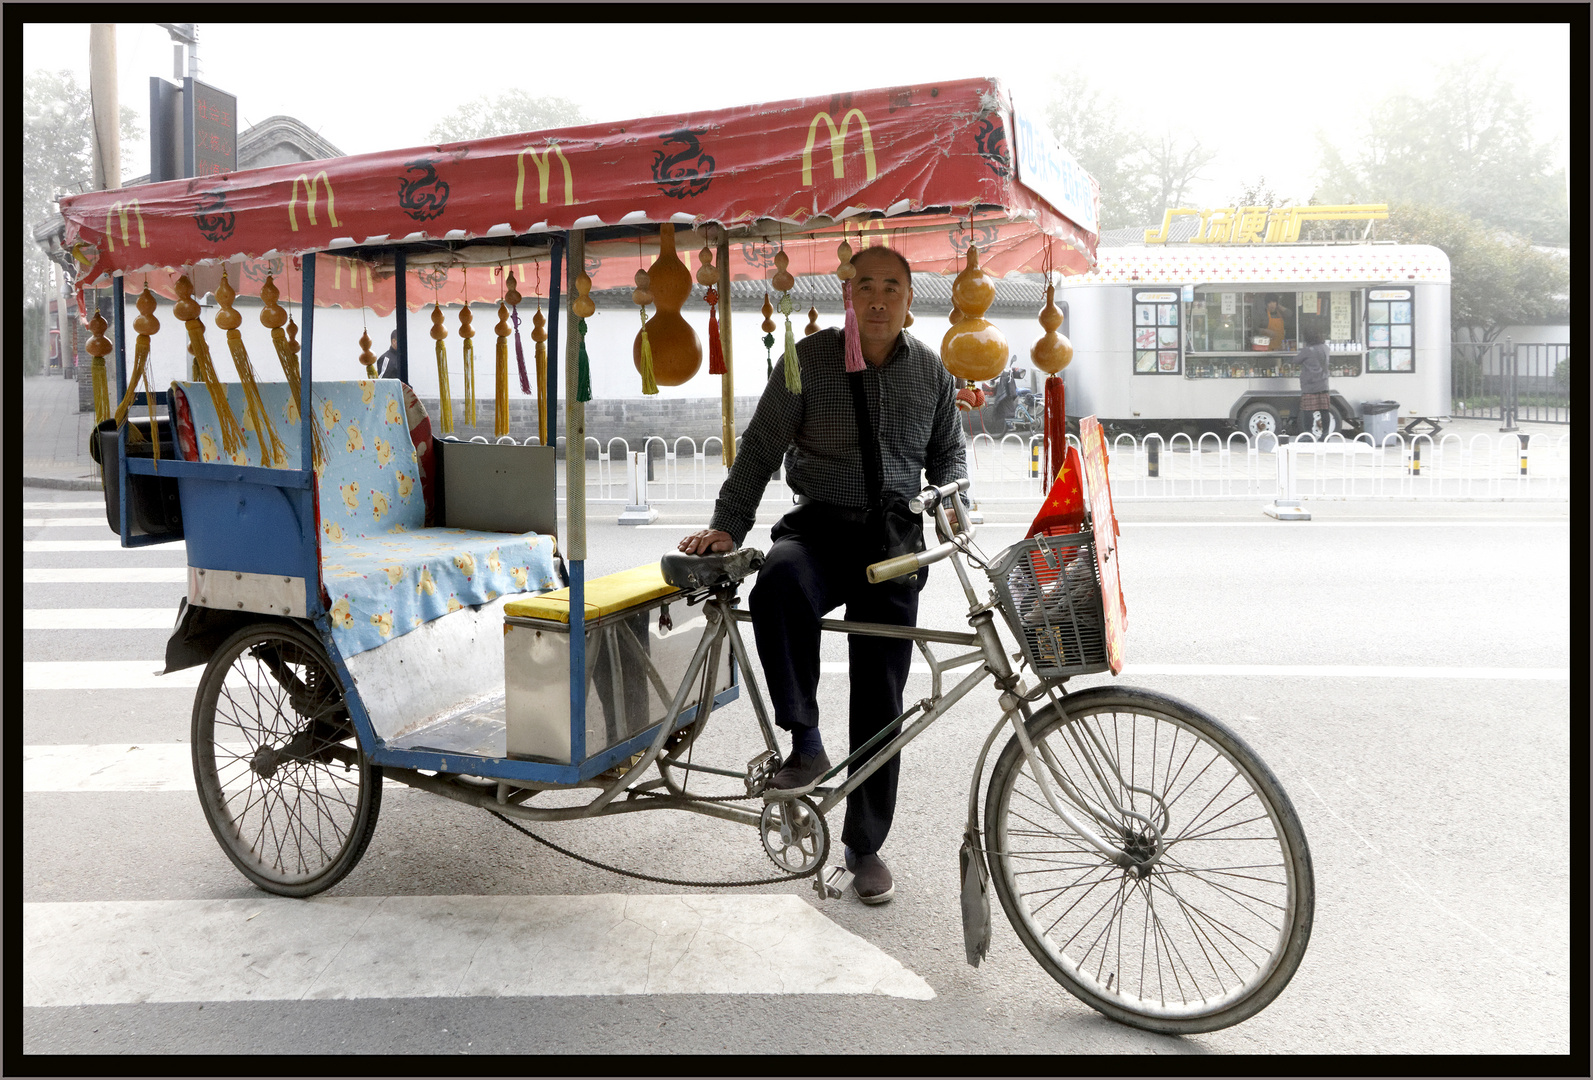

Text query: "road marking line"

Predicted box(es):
[24, 568, 188, 583]
[23, 744, 403, 792]
[816, 661, 1567, 680]
[22, 895, 935, 1005]
[25, 608, 178, 630]
[23, 517, 110, 527]
[23, 501, 105, 510]
[24, 540, 186, 553]
[24, 662, 200, 691]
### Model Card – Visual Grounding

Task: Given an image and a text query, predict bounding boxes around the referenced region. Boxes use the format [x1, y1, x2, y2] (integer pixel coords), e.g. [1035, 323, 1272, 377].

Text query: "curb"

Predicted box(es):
[24, 475, 104, 492]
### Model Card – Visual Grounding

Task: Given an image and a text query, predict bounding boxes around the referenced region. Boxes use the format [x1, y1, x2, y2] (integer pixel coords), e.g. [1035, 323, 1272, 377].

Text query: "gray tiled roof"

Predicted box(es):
[591, 272, 1048, 314]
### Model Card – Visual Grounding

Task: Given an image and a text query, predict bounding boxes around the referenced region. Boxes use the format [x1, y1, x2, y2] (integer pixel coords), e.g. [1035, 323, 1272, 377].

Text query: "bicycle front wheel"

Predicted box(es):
[985, 686, 1313, 1034]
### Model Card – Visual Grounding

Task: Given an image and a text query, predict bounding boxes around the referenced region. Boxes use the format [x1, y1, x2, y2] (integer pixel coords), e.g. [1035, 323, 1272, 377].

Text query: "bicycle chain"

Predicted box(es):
[487, 786, 830, 888]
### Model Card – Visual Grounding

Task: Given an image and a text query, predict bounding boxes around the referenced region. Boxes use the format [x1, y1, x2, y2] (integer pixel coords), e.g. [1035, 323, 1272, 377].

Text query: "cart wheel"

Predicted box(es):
[984, 686, 1313, 1034]
[1238, 402, 1285, 440]
[192, 622, 382, 897]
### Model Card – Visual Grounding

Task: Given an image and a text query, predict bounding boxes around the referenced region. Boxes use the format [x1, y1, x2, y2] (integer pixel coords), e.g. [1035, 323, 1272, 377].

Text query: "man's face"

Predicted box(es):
[850, 249, 914, 356]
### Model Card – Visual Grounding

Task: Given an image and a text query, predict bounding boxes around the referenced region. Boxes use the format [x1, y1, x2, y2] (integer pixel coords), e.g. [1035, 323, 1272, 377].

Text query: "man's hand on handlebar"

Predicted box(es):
[678, 528, 734, 555]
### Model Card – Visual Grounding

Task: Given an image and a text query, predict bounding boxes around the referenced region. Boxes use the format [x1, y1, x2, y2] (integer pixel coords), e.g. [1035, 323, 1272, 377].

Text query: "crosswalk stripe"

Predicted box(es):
[23, 517, 110, 527]
[26, 743, 195, 791]
[816, 661, 1569, 680]
[24, 662, 200, 691]
[22, 895, 935, 1005]
[24, 568, 188, 583]
[24, 540, 186, 553]
[25, 609, 178, 630]
[23, 501, 105, 510]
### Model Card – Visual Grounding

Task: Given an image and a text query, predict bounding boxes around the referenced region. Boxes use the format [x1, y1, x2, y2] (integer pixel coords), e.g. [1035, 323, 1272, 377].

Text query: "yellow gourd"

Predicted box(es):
[633, 223, 701, 385]
[1030, 282, 1074, 374]
[940, 246, 1008, 381]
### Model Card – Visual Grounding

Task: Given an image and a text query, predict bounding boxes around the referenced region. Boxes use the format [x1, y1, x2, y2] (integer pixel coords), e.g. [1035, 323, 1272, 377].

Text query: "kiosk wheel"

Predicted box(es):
[192, 622, 381, 897]
[985, 687, 1313, 1034]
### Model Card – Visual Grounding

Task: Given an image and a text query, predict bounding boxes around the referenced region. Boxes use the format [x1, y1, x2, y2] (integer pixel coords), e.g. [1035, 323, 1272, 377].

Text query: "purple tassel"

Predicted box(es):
[510, 306, 532, 393]
[842, 280, 865, 373]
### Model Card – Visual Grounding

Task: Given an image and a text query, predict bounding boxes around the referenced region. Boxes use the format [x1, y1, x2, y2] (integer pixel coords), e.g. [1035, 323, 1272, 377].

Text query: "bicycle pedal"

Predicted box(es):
[745, 750, 780, 796]
[812, 866, 854, 900]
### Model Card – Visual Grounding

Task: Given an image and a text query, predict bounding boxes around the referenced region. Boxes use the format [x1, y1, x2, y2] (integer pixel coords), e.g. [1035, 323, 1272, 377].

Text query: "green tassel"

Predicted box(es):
[763, 331, 775, 378]
[639, 308, 658, 395]
[576, 317, 592, 403]
[783, 320, 801, 394]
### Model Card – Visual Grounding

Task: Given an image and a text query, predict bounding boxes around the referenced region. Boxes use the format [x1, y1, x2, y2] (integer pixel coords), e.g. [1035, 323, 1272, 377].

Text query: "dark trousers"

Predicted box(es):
[749, 506, 925, 856]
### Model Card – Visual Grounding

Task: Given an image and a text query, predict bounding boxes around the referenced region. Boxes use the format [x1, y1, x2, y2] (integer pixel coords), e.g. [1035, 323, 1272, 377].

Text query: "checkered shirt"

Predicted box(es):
[709, 327, 966, 546]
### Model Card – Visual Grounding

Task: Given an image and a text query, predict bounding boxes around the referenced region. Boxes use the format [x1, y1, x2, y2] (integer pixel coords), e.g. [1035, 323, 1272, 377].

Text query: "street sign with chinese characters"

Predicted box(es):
[186, 78, 237, 177]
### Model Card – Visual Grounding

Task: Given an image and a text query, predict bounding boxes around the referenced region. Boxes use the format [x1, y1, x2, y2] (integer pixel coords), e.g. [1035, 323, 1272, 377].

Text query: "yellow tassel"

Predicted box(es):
[229, 332, 287, 467]
[462, 338, 477, 427]
[271, 328, 301, 423]
[495, 332, 510, 437]
[436, 338, 454, 435]
[186, 320, 246, 457]
[532, 307, 548, 445]
[639, 306, 658, 395]
[91, 357, 111, 424]
[114, 336, 151, 443]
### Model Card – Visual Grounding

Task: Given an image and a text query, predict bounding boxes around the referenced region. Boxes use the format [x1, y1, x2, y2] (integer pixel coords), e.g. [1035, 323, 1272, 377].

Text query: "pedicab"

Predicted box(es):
[62, 77, 1312, 1033]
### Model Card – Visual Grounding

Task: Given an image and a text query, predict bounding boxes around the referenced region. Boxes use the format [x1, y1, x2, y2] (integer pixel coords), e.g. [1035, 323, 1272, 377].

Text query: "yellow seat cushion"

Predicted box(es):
[503, 563, 679, 624]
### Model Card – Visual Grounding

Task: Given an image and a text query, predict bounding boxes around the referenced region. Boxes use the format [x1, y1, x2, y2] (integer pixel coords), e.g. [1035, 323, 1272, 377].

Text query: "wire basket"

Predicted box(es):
[986, 531, 1109, 678]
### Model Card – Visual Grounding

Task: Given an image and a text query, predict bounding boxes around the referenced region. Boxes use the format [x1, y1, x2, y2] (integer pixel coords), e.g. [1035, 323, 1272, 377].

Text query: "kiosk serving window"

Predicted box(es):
[1183, 287, 1365, 380]
[1133, 290, 1181, 374]
[1366, 288, 1414, 371]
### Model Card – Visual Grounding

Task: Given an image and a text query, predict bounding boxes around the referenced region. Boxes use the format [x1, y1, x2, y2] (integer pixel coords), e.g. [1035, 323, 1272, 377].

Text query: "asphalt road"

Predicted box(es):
[22, 490, 1571, 1059]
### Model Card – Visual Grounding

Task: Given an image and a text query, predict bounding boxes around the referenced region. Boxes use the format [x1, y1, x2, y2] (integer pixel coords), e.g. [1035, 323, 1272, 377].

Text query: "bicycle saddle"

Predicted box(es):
[660, 548, 765, 591]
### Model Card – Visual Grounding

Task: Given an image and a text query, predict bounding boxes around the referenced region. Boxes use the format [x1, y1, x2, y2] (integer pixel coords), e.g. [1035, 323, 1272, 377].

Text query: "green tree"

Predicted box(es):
[427, 90, 585, 143]
[22, 69, 141, 305]
[1314, 61, 1568, 244]
[1045, 78, 1215, 231]
[1379, 202, 1568, 343]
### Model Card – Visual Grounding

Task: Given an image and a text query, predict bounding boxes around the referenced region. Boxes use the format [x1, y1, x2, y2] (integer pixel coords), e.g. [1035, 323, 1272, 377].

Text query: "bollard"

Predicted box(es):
[1409, 441, 1422, 476]
[1030, 441, 1041, 478]
[1147, 437, 1160, 478]
[1518, 433, 1528, 476]
[617, 450, 658, 525]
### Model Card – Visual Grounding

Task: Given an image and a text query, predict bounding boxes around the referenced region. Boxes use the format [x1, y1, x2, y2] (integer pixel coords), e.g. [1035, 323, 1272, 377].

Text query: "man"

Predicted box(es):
[374, 330, 401, 379]
[678, 246, 965, 904]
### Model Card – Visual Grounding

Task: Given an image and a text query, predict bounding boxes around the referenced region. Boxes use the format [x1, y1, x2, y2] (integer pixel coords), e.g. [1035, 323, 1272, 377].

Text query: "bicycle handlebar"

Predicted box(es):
[866, 478, 975, 584]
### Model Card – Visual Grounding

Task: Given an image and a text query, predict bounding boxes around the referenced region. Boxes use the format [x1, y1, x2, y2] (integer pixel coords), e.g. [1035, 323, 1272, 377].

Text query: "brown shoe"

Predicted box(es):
[768, 749, 831, 791]
[845, 849, 894, 904]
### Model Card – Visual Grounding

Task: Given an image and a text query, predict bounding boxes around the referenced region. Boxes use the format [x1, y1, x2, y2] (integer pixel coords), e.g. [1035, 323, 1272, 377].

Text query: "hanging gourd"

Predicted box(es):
[572, 269, 594, 403]
[633, 223, 700, 385]
[494, 294, 512, 438]
[1030, 281, 1073, 374]
[113, 285, 160, 456]
[459, 272, 477, 427]
[217, 270, 286, 467]
[259, 276, 300, 423]
[531, 303, 549, 443]
[772, 250, 802, 393]
[835, 240, 864, 373]
[86, 310, 112, 425]
[358, 329, 377, 379]
[431, 302, 453, 435]
[940, 245, 1008, 381]
[804, 304, 820, 336]
[698, 244, 725, 376]
[760, 293, 775, 378]
[174, 275, 246, 458]
[506, 271, 531, 393]
[634, 267, 658, 395]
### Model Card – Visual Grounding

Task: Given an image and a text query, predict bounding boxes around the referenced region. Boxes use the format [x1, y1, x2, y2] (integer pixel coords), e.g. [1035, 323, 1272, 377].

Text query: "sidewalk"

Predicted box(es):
[22, 375, 102, 491]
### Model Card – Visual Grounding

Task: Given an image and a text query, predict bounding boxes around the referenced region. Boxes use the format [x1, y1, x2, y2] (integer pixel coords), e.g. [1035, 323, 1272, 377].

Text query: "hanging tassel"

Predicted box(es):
[639, 306, 658, 395]
[218, 272, 286, 467]
[705, 287, 724, 375]
[281, 314, 328, 471]
[507, 273, 532, 393]
[174, 275, 245, 457]
[494, 301, 511, 438]
[532, 307, 548, 444]
[576, 317, 592, 403]
[459, 304, 477, 428]
[841, 280, 865, 373]
[431, 302, 453, 435]
[779, 294, 801, 394]
[761, 292, 776, 379]
[86, 310, 113, 424]
[260, 276, 300, 423]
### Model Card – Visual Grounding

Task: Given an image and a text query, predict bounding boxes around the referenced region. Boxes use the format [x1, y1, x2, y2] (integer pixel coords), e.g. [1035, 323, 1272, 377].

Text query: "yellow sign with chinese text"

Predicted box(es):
[1143, 204, 1388, 244]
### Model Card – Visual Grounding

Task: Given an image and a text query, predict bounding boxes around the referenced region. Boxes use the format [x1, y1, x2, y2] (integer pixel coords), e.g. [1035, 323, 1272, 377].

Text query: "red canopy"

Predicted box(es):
[60, 76, 1098, 312]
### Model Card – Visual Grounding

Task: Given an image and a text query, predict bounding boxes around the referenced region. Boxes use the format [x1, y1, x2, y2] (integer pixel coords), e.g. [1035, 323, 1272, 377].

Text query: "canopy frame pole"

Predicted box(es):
[717, 232, 735, 468]
[300, 252, 322, 618]
[563, 229, 586, 764]
[393, 249, 408, 384]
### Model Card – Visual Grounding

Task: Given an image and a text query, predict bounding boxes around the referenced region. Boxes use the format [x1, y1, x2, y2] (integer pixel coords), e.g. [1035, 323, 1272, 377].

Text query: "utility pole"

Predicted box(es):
[89, 24, 120, 190]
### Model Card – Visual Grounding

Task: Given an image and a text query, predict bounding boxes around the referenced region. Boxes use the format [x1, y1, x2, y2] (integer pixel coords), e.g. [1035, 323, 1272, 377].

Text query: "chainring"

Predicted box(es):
[759, 795, 828, 874]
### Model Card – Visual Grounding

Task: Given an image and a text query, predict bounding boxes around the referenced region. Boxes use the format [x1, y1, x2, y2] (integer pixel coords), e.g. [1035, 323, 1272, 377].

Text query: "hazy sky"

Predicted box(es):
[24, 20, 1571, 213]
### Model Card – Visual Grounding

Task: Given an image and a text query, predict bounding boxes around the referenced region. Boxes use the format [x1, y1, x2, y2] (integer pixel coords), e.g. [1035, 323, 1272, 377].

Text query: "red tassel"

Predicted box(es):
[706, 287, 725, 375]
[1044, 374, 1067, 492]
[842, 280, 865, 373]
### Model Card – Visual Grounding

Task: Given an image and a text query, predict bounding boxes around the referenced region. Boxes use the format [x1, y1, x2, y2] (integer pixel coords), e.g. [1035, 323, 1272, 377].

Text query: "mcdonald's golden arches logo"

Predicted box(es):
[105, 199, 148, 251]
[516, 141, 574, 209]
[801, 109, 876, 187]
[289, 172, 339, 232]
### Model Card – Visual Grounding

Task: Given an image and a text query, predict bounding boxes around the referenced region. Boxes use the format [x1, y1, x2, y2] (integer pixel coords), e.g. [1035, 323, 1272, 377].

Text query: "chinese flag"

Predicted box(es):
[1026, 445, 1086, 538]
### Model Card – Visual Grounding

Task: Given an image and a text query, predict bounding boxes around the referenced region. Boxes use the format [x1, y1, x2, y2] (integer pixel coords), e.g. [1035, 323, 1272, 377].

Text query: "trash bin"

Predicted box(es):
[1361, 400, 1400, 443]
